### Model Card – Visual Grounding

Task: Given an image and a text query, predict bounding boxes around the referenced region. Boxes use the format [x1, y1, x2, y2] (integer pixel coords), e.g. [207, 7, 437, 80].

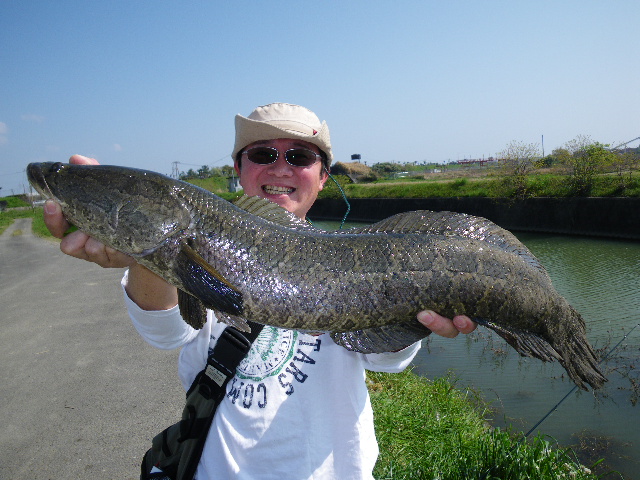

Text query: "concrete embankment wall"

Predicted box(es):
[308, 197, 640, 240]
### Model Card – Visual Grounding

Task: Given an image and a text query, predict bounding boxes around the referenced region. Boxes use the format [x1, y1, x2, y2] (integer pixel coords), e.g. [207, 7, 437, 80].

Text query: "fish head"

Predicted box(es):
[27, 162, 193, 256]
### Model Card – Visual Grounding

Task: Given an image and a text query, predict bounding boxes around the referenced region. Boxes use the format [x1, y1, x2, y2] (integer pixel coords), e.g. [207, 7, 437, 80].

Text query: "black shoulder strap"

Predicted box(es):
[189, 320, 264, 399]
[141, 320, 264, 480]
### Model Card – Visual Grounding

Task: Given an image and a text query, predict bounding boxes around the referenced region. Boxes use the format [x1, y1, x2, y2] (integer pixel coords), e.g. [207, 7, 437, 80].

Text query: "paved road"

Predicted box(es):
[0, 218, 184, 479]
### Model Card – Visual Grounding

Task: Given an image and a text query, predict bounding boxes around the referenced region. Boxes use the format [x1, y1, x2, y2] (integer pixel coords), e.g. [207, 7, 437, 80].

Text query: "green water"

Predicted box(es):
[416, 233, 640, 478]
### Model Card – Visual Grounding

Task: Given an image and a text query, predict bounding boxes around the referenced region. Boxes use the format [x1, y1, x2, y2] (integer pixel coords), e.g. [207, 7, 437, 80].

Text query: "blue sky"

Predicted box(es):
[1, 1, 639, 195]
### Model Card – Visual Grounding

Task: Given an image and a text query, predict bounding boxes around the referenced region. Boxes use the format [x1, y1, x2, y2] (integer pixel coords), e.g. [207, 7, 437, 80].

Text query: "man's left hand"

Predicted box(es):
[417, 311, 476, 338]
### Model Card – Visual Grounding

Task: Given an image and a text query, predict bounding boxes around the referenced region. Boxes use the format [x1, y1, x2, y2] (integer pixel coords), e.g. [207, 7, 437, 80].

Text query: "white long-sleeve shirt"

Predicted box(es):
[122, 273, 420, 480]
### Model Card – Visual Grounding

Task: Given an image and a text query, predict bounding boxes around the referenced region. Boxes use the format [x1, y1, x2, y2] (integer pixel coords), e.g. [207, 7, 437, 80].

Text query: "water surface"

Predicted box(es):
[416, 233, 640, 478]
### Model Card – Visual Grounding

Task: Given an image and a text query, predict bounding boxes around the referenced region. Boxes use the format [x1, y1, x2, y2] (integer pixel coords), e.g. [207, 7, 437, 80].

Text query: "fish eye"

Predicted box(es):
[50, 162, 64, 173]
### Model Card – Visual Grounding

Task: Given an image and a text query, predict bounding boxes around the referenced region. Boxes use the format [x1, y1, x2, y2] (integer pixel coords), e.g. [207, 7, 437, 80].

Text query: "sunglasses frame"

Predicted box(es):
[242, 146, 323, 168]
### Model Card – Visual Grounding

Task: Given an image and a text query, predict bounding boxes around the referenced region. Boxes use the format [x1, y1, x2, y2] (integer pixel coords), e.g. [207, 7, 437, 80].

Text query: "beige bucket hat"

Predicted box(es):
[232, 103, 333, 165]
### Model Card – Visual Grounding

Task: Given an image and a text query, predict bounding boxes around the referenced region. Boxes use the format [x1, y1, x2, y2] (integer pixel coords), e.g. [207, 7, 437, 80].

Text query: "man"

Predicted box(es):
[44, 103, 475, 479]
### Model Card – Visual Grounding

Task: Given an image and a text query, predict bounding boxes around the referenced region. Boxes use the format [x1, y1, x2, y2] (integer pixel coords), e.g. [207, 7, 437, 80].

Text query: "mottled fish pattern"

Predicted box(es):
[27, 162, 606, 390]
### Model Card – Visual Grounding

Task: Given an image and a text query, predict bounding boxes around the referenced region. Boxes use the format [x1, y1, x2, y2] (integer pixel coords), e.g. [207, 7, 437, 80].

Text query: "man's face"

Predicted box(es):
[234, 138, 328, 219]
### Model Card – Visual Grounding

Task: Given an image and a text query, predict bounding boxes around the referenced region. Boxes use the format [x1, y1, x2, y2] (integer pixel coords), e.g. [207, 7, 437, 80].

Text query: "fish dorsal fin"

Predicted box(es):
[344, 210, 546, 274]
[233, 195, 319, 231]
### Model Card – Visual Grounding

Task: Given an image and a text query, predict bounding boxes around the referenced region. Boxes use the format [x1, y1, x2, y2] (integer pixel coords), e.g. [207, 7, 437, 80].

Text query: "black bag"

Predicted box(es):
[141, 323, 263, 480]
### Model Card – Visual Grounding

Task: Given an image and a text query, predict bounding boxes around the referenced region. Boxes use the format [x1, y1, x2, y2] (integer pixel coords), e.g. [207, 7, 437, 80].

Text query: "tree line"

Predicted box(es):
[499, 135, 639, 196]
[179, 165, 236, 180]
[177, 135, 639, 198]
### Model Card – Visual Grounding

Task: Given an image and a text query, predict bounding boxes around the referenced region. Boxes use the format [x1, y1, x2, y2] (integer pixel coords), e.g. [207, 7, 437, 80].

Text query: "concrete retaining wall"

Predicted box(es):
[308, 197, 640, 240]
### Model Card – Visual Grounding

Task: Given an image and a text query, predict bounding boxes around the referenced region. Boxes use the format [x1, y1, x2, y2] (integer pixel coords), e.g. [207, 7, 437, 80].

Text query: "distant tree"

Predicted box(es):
[371, 162, 402, 177]
[549, 147, 571, 165]
[534, 147, 569, 169]
[611, 149, 639, 189]
[180, 168, 198, 180]
[497, 140, 541, 197]
[331, 162, 377, 183]
[563, 135, 615, 195]
[220, 165, 235, 177]
[534, 155, 554, 168]
[197, 165, 211, 178]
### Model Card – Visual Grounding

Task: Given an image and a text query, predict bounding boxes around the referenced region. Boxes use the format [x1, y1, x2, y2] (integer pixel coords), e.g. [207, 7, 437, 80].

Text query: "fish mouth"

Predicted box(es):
[262, 185, 295, 196]
[26, 163, 53, 199]
[27, 162, 65, 203]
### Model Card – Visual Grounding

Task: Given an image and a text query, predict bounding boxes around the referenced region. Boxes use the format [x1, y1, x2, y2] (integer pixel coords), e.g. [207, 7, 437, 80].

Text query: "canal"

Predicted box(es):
[315, 221, 640, 478]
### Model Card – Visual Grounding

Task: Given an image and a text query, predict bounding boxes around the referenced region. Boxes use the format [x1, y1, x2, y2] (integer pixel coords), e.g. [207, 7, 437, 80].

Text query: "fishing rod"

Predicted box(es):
[524, 322, 640, 439]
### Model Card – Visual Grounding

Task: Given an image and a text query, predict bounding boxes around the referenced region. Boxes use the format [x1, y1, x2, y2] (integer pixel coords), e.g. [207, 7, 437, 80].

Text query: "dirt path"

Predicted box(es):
[0, 219, 184, 479]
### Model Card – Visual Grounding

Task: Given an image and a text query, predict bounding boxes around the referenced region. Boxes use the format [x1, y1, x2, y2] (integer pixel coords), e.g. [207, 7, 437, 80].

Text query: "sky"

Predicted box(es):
[1, 0, 639, 195]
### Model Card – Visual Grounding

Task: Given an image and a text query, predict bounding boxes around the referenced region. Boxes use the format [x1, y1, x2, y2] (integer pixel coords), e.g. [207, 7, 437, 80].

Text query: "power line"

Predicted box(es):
[611, 136, 640, 150]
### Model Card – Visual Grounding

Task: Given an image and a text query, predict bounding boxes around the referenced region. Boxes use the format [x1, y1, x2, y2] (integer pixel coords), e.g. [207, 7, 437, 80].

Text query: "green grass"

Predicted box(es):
[0, 195, 30, 208]
[0, 206, 52, 237]
[369, 370, 609, 480]
[186, 176, 243, 201]
[319, 171, 640, 199]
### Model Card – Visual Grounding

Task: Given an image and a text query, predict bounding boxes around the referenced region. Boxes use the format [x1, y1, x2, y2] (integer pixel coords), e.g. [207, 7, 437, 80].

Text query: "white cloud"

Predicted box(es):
[113, 143, 122, 152]
[21, 114, 45, 123]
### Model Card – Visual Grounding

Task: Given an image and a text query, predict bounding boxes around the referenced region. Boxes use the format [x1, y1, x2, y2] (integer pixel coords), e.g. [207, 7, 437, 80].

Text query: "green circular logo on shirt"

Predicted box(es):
[236, 326, 298, 381]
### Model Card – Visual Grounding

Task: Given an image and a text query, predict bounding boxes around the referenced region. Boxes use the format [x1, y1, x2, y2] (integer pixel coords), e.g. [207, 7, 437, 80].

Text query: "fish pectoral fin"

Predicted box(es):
[331, 321, 430, 354]
[177, 289, 208, 330]
[175, 242, 244, 317]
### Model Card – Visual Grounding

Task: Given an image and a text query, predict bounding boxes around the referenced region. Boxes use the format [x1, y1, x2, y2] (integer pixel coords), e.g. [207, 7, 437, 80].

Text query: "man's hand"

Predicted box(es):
[417, 310, 476, 338]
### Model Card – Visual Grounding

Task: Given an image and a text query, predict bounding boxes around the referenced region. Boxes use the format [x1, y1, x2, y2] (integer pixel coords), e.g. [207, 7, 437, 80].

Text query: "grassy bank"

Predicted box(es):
[370, 370, 609, 479]
[0, 205, 51, 237]
[320, 171, 640, 199]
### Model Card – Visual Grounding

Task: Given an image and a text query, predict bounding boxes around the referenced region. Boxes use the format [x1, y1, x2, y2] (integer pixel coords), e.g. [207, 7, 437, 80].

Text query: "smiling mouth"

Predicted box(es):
[263, 185, 295, 195]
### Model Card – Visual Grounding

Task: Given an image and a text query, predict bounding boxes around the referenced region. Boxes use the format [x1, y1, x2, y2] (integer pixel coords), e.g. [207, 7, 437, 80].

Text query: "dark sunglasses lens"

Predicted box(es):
[285, 149, 318, 167]
[246, 147, 277, 165]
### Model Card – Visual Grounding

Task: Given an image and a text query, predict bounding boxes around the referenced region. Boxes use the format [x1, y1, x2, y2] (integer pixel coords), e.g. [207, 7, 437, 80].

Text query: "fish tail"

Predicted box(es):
[554, 316, 607, 391]
[475, 315, 607, 391]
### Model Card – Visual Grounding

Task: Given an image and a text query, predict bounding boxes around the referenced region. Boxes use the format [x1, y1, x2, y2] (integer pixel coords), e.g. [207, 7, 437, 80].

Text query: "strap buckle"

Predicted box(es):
[203, 327, 252, 386]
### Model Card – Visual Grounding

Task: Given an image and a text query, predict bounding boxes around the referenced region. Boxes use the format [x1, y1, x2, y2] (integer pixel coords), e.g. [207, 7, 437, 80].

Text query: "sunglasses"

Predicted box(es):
[242, 146, 322, 168]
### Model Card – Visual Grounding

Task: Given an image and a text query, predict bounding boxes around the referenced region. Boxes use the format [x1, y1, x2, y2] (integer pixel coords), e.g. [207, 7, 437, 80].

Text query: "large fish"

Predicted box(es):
[27, 162, 606, 390]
